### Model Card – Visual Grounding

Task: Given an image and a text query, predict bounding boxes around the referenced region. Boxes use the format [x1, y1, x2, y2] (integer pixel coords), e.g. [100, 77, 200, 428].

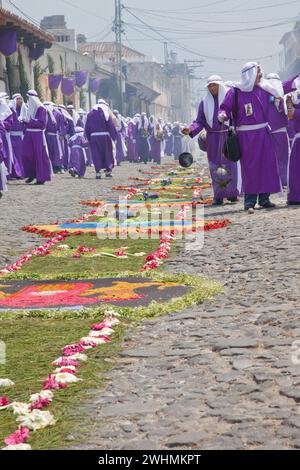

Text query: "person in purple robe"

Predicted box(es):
[126, 117, 139, 162]
[113, 110, 127, 166]
[22, 90, 52, 185]
[287, 99, 300, 204]
[0, 92, 14, 177]
[85, 99, 118, 179]
[68, 127, 88, 178]
[185, 75, 239, 205]
[57, 105, 75, 170]
[67, 104, 80, 128]
[0, 124, 7, 198]
[136, 113, 150, 164]
[219, 62, 281, 212]
[149, 116, 164, 165]
[265, 73, 299, 187]
[172, 122, 183, 160]
[9, 93, 27, 179]
[44, 102, 64, 174]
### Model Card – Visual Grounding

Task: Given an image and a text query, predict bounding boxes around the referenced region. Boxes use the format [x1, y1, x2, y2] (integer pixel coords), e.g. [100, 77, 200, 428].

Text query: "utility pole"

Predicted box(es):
[113, 0, 124, 113]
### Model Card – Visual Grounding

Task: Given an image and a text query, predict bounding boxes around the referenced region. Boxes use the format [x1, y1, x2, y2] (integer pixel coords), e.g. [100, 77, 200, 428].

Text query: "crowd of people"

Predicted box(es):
[0, 91, 188, 197]
[1, 62, 300, 212]
[183, 62, 300, 212]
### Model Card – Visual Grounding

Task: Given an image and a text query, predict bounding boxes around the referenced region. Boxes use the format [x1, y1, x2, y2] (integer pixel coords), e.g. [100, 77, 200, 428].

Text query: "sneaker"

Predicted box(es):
[25, 177, 35, 184]
[69, 169, 76, 178]
[105, 172, 113, 178]
[96, 173, 101, 180]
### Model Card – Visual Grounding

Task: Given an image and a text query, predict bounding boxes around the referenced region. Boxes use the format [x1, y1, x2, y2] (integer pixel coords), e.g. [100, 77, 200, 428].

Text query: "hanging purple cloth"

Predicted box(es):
[0, 30, 17, 56]
[29, 44, 45, 60]
[75, 70, 88, 88]
[62, 78, 76, 96]
[89, 78, 101, 94]
[48, 74, 63, 91]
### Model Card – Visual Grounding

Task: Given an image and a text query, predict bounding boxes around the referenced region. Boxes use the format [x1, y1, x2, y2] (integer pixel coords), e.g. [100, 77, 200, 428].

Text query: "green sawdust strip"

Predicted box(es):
[0, 273, 222, 450]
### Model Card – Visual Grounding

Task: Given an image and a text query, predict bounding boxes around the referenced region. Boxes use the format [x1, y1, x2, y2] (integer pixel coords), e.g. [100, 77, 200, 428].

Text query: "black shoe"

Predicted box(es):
[260, 202, 276, 209]
[25, 177, 35, 184]
[69, 169, 76, 178]
[117, 162, 121, 167]
[96, 173, 101, 180]
[34, 181, 45, 185]
[228, 197, 238, 203]
[0, 192, 2, 199]
[287, 201, 300, 206]
[105, 172, 113, 178]
[212, 199, 224, 206]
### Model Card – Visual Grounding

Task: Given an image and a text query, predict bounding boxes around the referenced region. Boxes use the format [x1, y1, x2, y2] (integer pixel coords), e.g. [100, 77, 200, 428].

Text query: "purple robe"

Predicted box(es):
[288, 108, 300, 202]
[164, 127, 173, 156]
[190, 96, 239, 200]
[9, 108, 24, 178]
[22, 107, 52, 183]
[0, 128, 7, 192]
[127, 122, 139, 162]
[45, 109, 63, 170]
[172, 127, 183, 159]
[68, 134, 88, 177]
[85, 108, 117, 172]
[115, 121, 126, 164]
[2, 115, 14, 176]
[136, 120, 150, 164]
[220, 86, 281, 195]
[268, 76, 298, 187]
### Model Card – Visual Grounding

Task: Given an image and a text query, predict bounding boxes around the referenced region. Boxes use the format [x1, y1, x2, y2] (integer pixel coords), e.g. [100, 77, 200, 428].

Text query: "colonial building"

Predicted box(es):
[0, 6, 53, 94]
[279, 18, 300, 79]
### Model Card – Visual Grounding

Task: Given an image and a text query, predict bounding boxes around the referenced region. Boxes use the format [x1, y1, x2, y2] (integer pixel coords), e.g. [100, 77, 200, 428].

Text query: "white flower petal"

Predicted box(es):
[2, 444, 32, 450]
[0, 379, 15, 388]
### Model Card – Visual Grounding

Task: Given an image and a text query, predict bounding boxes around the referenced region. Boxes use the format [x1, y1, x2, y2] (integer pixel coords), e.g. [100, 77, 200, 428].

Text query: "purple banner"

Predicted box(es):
[48, 74, 63, 91]
[89, 78, 101, 94]
[0, 30, 17, 56]
[29, 44, 45, 60]
[75, 70, 88, 88]
[61, 77, 76, 96]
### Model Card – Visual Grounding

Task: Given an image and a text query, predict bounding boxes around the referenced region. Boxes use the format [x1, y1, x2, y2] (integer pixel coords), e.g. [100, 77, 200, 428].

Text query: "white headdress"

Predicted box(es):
[234, 62, 258, 92]
[26, 90, 44, 121]
[93, 99, 110, 121]
[0, 92, 13, 121]
[44, 101, 57, 125]
[203, 75, 229, 128]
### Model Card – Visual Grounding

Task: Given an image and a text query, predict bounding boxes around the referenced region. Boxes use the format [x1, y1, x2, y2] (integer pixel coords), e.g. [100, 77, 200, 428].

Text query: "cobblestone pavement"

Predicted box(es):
[2, 161, 300, 450]
[71, 195, 300, 450]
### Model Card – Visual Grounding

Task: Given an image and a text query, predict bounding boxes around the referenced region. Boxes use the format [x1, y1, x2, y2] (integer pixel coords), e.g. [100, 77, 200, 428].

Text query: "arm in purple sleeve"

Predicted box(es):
[189, 101, 206, 138]
[283, 74, 299, 94]
[293, 107, 300, 123]
[219, 88, 235, 121]
[85, 115, 91, 141]
[27, 107, 47, 129]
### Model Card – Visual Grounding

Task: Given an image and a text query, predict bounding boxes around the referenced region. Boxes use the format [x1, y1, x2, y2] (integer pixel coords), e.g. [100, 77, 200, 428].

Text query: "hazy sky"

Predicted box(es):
[3, 0, 300, 97]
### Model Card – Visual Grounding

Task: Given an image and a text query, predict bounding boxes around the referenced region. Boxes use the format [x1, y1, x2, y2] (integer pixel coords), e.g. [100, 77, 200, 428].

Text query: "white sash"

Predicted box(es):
[237, 123, 269, 132]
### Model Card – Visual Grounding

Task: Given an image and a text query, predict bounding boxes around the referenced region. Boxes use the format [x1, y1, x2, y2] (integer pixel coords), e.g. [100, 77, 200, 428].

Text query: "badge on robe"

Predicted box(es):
[245, 103, 253, 117]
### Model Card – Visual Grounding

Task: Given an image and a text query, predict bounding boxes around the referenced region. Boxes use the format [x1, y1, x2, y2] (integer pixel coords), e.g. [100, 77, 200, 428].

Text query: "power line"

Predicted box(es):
[57, 0, 108, 22]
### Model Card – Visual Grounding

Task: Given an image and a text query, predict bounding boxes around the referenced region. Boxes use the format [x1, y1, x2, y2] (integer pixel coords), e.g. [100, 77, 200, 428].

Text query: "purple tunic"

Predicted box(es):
[190, 96, 239, 200]
[45, 109, 63, 169]
[220, 86, 281, 195]
[9, 108, 24, 178]
[135, 120, 150, 163]
[0, 128, 7, 192]
[287, 108, 300, 202]
[68, 134, 88, 177]
[268, 76, 298, 187]
[22, 107, 52, 183]
[2, 115, 14, 176]
[115, 121, 126, 164]
[127, 122, 139, 162]
[85, 108, 117, 172]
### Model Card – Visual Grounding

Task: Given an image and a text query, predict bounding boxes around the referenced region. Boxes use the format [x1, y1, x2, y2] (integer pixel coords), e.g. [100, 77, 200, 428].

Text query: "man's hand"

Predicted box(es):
[218, 112, 227, 123]
[182, 127, 190, 135]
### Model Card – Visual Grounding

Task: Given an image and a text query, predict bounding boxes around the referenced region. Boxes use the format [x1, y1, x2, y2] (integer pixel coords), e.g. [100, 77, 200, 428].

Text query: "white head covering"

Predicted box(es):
[26, 90, 44, 121]
[10, 93, 28, 121]
[203, 75, 229, 128]
[259, 73, 284, 98]
[58, 104, 73, 122]
[93, 99, 110, 121]
[67, 104, 80, 125]
[234, 62, 259, 92]
[44, 101, 57, 125]
[0, 92, 12, 121]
